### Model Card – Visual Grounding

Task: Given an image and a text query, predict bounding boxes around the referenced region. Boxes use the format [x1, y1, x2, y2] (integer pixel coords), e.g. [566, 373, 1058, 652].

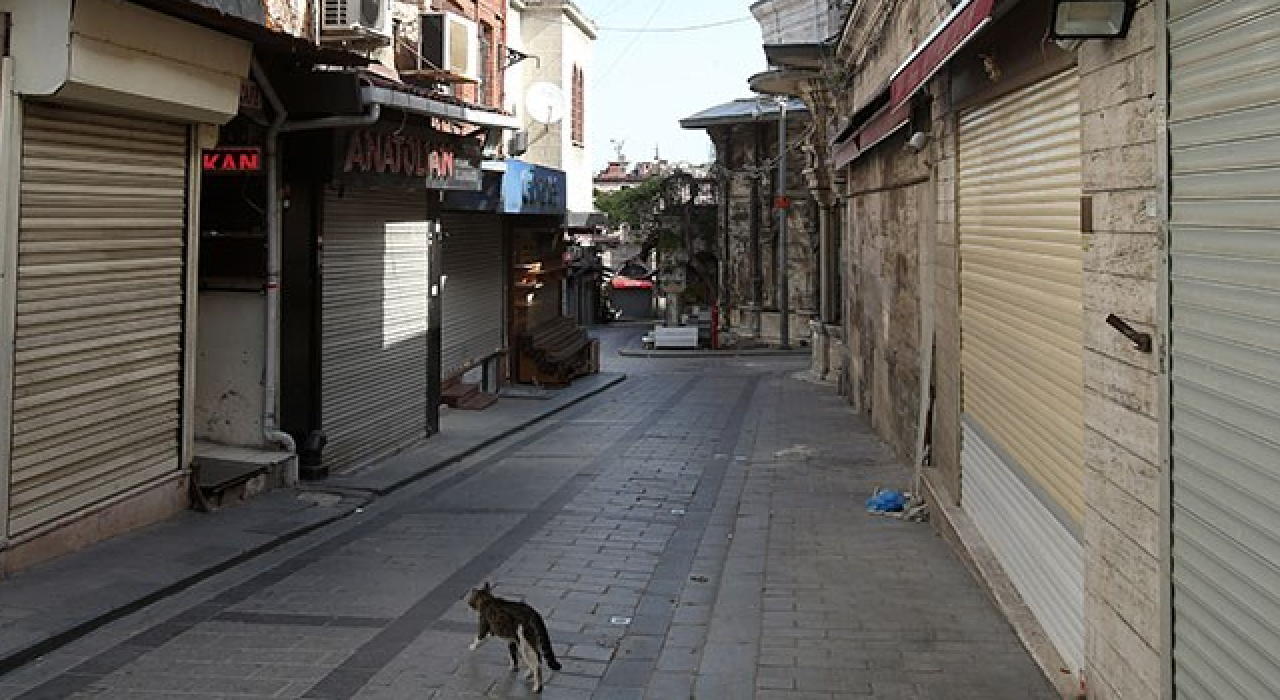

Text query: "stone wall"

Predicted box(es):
[1076, 1, 1163, 697]
[832, 0, 946, 463]
[831, 0, 1166, 694]
[711, 117, 817, 342]
[841, 132, 928, 463]
[928, 76, 961, 499]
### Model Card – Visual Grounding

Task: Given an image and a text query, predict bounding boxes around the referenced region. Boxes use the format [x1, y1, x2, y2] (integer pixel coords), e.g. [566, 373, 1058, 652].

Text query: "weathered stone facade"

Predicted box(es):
[832, 0, 948, 464]
[1076, 2, 1162, 697]
[828, 0, 1165, 696]
[698, 108, 817, 345]
[841, 138, 927, 462]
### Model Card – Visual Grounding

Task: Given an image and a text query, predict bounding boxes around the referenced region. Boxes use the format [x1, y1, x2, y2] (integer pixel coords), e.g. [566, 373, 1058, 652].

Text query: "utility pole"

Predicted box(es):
[775, 96, 790, 349]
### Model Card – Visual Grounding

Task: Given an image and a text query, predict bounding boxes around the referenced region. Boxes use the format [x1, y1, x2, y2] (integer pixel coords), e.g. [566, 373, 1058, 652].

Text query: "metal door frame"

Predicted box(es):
[1157, 0, 1173, 695]
[0, 56, 17, 545]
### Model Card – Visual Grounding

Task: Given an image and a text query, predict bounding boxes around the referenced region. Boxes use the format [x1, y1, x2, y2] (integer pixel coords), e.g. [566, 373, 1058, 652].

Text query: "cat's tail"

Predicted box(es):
[533, 614, 561, 671]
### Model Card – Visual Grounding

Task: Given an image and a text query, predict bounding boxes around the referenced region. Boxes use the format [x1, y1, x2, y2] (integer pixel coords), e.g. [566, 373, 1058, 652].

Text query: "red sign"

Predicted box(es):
[774, 196, 792, 210]
[611, 276, 653, 290]
[890, 0, 994, 107]
[202, 148, 261, 173]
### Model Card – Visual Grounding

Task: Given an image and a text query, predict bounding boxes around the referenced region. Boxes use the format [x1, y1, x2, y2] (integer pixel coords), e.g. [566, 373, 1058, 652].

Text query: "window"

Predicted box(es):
[478, 22, 494, 107]
[571, 64, 585, 146]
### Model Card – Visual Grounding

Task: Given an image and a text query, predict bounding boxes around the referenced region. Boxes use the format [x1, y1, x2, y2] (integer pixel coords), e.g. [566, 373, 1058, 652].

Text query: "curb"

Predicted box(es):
[0, 494, 369, 675]
[617, 347, 810, 358]
[329, 372, 628, 496]
[0, 373, 626, 675]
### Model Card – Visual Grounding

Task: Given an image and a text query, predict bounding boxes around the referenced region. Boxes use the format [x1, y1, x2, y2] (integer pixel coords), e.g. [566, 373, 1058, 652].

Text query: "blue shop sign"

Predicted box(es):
[501, 160, 566, 215]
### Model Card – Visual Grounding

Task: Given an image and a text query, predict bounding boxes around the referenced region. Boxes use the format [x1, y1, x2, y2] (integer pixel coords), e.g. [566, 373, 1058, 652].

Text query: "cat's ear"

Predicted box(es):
[483, 581, 492, 591]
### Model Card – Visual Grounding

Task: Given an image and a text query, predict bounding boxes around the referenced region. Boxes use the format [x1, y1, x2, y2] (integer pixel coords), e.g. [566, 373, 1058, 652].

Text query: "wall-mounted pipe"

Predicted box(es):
[251, 57, 381, 456]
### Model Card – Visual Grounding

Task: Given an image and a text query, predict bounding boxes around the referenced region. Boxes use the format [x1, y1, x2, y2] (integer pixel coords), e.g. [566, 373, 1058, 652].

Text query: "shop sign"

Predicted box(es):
[336, 124, 482, 191]
[501, 160, 566, 215]
[202, 147, 261, 174]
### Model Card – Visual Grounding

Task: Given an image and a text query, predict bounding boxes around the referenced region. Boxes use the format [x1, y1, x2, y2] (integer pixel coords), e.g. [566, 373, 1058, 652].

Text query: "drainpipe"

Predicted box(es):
[252, 57, 381, 456]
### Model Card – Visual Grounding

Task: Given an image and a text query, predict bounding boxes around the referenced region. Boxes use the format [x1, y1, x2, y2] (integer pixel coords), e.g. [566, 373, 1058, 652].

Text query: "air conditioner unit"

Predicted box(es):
[508, 130, 529, 157]
[321, 0, 391, 44]
[419, 12, 479, 80]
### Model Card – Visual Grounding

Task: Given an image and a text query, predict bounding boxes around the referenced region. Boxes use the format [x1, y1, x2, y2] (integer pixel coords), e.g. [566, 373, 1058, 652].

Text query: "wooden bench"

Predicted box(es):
[518, 316, 598, 385]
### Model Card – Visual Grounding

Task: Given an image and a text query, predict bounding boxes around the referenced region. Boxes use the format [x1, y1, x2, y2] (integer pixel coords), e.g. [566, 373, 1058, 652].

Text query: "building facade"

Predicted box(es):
[0, 0, 250, 572]
[810, 0, 1280, 697]
[0, 0, 524, 572]
[509, 0, 596, 217]
[681, 98, 818, 347]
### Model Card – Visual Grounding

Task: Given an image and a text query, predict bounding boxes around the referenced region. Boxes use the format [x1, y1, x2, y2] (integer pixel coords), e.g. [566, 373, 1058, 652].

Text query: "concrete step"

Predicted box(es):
[454, 392, 498, 411]
[441, 381, 481, 407]
[191, 442, 297, 513]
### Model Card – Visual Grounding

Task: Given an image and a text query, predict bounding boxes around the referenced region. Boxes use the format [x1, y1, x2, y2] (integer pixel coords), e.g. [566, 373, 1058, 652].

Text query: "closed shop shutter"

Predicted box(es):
[957, 68, 1085, 669]
[321, 190, 429, 472]
[1168, 4, 1280, 697]
[440, 212, 504, 380]
[9, 104, 188, 537]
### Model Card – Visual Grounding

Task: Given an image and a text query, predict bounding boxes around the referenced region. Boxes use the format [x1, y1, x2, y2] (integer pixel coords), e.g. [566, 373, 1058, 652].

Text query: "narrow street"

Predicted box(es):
[0, 326, 1054, 700]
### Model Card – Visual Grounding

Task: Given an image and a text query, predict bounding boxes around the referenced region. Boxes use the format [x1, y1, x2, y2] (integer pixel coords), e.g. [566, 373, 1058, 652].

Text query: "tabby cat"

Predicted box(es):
[465, 582, 562, 693]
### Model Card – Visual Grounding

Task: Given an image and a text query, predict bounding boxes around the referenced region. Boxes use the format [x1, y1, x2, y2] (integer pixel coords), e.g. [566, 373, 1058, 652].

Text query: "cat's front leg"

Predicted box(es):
[469, 634, 486, 651]
[507, 641, 521, 671]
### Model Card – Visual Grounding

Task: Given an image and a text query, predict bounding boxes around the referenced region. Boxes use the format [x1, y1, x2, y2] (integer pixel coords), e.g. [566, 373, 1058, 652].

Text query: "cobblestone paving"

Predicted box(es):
[1, 326, 1055, 699]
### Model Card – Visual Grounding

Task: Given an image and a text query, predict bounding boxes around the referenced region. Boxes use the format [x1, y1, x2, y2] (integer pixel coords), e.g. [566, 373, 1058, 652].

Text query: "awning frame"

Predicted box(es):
[831, 0, 995, 168]
[888, 0, 996, 107]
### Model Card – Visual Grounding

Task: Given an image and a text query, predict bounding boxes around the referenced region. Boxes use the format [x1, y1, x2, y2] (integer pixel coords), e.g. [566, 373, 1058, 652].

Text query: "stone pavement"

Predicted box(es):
[0, 372, 627, 675]
[0, 327, 1056, 699]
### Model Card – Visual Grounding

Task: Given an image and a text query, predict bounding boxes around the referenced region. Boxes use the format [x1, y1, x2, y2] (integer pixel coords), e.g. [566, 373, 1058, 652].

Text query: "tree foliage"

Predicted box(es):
[593, 176, 666, 234]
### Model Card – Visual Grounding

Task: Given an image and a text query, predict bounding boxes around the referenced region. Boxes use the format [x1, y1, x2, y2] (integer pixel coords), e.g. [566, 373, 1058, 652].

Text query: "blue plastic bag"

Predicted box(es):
[866, 489, 907, 513]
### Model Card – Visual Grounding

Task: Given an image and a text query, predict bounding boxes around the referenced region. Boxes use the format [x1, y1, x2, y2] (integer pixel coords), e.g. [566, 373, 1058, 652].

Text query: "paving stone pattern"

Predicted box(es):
[1, 332, 1055, 699]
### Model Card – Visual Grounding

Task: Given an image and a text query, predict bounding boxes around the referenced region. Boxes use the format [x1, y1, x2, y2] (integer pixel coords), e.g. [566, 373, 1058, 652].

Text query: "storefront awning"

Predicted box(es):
[830, 0, 993, 169]
[831, 101, 912, 169]
[360, 84, 520, 130]
[888, 0, 995, 107]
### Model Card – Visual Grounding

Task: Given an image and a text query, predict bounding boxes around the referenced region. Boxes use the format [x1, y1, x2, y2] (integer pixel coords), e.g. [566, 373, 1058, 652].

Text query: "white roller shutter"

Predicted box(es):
[1168, 3, 1280, 698]
[321, 189, 429, 472]
[9, 104, 188, 537]
[440, 212, 504, 380]
[957, 68, 1085, 670]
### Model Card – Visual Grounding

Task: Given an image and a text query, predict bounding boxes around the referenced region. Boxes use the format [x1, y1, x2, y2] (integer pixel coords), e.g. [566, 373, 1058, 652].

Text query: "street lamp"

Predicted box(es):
[775, 95, 790, 349]
[1048, 0, 1135, 39]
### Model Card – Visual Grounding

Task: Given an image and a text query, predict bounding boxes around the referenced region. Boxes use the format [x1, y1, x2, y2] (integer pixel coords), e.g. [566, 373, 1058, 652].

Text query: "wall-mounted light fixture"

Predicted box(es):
[1049, 0, 1135, 39]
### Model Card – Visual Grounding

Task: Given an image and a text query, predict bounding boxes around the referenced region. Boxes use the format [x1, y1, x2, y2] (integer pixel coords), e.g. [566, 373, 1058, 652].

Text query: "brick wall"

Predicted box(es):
[1076, 2, 1163, 697]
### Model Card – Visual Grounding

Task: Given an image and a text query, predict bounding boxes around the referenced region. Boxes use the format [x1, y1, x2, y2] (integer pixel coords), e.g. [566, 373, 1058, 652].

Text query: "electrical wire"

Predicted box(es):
[595, 0, 670, 84]
[598, 17, 754, 33]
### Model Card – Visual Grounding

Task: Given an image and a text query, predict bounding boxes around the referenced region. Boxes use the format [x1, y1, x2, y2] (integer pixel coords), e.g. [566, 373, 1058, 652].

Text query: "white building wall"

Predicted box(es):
[750, 0, 840, 45]
[559, 10, 593, 214]
[509, 1, 596, 214]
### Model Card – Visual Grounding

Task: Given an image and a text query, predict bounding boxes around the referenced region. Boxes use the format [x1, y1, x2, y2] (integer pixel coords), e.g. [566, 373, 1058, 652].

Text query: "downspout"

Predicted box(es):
[252, 57, 381, 455]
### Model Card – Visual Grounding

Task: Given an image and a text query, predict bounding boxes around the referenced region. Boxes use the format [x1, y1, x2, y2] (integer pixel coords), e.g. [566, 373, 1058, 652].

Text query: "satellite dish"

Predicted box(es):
[525, 82, 566, 125]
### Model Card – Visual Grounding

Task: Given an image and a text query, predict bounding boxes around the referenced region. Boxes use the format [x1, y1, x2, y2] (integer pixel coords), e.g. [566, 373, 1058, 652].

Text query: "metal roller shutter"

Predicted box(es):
[957, 68, 1085, 669]
[1168, 3, 1280, 697]
[9, 104, 188, 537]
[322, 189, 430, 472]
[439, 212, 504, 380]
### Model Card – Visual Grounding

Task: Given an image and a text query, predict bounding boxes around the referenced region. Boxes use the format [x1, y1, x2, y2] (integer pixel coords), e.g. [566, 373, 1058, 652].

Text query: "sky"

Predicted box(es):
[572, 1, 767, 172]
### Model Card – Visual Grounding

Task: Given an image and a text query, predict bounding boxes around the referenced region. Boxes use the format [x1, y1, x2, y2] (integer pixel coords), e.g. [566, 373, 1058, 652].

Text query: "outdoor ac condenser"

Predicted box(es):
[321, 0, 391, 43]
[419, 12, 479, 80]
